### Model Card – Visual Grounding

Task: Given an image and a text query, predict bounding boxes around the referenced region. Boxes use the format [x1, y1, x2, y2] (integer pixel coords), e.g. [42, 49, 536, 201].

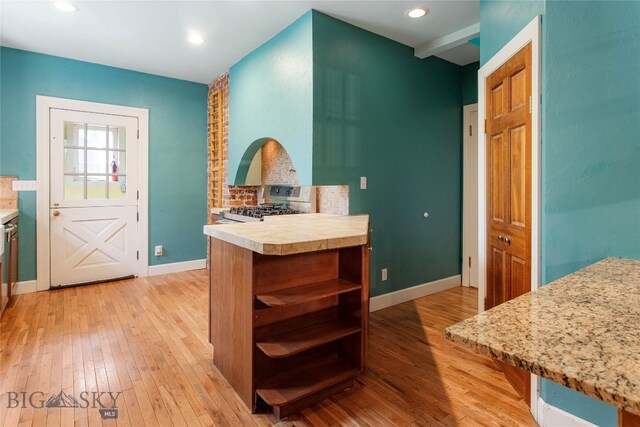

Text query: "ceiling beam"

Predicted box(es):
[414, 23, 480, 59]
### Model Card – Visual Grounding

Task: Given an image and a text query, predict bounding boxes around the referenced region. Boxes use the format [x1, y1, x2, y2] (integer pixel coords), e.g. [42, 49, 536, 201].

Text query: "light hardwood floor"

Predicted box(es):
[0, 270, 536, 426]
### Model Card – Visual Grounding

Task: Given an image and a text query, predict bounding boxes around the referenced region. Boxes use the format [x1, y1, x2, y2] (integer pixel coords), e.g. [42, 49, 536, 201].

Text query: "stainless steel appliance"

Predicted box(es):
[221, 185, 316, 223]
[0, 225, 5, 314]
[1, 217, 18, 315]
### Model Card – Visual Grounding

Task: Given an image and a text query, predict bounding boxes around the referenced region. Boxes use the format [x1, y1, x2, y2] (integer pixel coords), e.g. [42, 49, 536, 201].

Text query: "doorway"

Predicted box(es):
[462, 103, 479, 288]
[477, 16, 541, 417]
[36, 97, 149, 290]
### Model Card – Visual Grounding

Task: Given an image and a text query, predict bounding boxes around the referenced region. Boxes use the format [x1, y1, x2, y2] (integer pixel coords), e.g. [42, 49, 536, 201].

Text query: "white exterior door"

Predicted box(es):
[49, 109, 139, 287]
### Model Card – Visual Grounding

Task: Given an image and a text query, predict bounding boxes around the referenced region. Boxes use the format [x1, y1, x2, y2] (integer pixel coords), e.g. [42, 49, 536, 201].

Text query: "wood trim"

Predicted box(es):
[209, 90, 224, 209]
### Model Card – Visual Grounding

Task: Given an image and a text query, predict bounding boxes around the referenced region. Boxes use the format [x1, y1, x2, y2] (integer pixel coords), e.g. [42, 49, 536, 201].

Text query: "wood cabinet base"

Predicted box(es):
[209, 237, 369, 419]
[620, 410, 640, 427]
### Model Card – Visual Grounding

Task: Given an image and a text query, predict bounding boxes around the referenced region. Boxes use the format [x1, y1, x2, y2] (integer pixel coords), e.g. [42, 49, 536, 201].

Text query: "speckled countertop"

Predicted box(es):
[445, 258, 640, 415]
[203, 213, 369, 255]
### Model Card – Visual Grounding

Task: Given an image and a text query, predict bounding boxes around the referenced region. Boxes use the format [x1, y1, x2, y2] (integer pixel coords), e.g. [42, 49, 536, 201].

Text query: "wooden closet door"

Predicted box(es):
[485, 42, 533, 406]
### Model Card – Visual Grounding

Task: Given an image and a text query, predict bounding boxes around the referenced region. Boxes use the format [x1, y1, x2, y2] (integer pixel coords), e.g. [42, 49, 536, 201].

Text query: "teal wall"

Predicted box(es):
[480, 0, 545, 66]
[461, 61, 480, 105]
[312, 11, 463, 297]
[541, 2, 640, 425]
[228, 11, 313, 185]
[0, 47, 208, 282]
[480, 1, 640, 425]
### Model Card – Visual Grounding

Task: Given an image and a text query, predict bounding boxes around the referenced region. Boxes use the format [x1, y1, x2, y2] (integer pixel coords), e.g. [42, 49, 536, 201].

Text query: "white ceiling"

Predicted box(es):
[0, 1, 479, 84]
[435, 42, 479, 66]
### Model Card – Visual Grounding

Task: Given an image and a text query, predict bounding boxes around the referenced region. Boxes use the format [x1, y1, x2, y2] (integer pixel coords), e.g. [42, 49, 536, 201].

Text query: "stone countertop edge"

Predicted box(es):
[444, 257, 640, 415]
[203, 214, 369, 255]
[0, 209, 19, 224]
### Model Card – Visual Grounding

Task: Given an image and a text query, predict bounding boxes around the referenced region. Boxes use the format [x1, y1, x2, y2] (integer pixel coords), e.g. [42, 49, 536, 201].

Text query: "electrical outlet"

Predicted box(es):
[154, 245, 163, 256]
[360, 176, 367, 190]
[12, 180, 37, 191]
[382, 268, 388, 281]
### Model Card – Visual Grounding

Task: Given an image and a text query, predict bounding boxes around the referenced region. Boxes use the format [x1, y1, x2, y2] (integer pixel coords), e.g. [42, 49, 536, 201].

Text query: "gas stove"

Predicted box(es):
[221, 186, 316, 223]
[229, 204, 300, 219]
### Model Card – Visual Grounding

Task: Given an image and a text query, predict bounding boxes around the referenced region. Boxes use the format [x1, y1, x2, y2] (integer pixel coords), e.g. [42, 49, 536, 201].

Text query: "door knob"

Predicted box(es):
[52, 210, 60, 217]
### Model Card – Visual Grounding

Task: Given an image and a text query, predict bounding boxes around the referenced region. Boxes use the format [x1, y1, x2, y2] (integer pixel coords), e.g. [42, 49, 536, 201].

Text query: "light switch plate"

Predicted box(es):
[382, 268, 388, 281]
[360, 176, 367, 190]
[12, 180, 37, 191]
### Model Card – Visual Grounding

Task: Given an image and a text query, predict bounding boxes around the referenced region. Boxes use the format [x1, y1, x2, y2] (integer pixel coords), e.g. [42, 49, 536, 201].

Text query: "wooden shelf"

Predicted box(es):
[257, 320, 361, 358]
[256, 279, 360, 308]
[256, 356, 357, 407]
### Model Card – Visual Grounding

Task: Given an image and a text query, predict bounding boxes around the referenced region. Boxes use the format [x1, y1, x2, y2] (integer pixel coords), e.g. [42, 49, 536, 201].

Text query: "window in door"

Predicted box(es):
[63, 122, 128, 201]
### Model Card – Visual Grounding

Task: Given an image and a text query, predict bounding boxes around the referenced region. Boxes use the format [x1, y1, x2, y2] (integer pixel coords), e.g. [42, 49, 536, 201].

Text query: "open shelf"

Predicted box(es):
[256, 320, 361, 358]
[256, 356, 358, 407]
[256, 278, 361, 308]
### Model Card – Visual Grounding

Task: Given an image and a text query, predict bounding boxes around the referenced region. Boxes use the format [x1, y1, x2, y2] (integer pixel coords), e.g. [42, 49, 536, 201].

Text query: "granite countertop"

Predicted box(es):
[445, 257, 640, 415]
[0, 209, 18, 224]
[203, 213, 369, 255]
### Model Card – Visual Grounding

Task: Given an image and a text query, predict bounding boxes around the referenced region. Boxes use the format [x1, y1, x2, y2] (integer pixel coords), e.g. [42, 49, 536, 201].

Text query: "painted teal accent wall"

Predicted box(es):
[468, 37, 481, 47]
[461, 61, 480, 105]
[228, 11, 313, 185]
[0, 47, 208, 281]
[540, 2, 640, 425]
[480, 1, 640, 425]
[479, 0, 545, 66]
[312, 11, 463, 297]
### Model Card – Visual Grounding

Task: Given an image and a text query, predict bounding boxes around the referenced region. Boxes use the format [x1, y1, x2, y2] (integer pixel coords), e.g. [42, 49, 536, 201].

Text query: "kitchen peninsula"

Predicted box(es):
[446, 258, 640, 425]
[203, 214, 370, 419]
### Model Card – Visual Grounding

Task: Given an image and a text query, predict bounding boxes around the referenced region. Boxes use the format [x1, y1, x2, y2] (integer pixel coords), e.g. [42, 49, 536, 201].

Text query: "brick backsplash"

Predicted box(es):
[227, 185, 260, 207]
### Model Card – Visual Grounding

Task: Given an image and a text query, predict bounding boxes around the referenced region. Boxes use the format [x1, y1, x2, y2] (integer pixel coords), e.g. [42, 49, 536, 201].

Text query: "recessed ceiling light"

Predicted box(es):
[407, 7, 428, 19]
[187, 33, 204, 45]
[53, 1, 78, 12]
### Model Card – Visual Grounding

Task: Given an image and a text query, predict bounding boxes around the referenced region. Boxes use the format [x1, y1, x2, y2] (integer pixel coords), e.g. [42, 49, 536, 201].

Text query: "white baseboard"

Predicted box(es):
[369, 275, 461, 312]
[147, 259, 206, 276]
[538, 398, 598, 427]
[11, 260, 206, 295]
[13, 280, 38, 295]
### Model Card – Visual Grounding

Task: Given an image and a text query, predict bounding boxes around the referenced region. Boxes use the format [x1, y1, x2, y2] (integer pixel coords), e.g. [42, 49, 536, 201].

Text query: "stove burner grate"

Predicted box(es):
[229, 205, 300, 219]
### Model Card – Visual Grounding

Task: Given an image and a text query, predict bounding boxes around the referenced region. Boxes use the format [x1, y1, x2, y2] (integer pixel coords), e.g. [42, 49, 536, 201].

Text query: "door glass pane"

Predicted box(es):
[64, 148, 85, 174]
[87, 125, 107, 148]
[87, 176, 107, 200]
[87, 149, 107, 174]
[64, 175, 85, 200]
[109, 150, 126, 175]
[109, 177, 127, 199]
[64, 122, 85, 147]
[58, 119, 130, 203]
[109, 127, 126, 150]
